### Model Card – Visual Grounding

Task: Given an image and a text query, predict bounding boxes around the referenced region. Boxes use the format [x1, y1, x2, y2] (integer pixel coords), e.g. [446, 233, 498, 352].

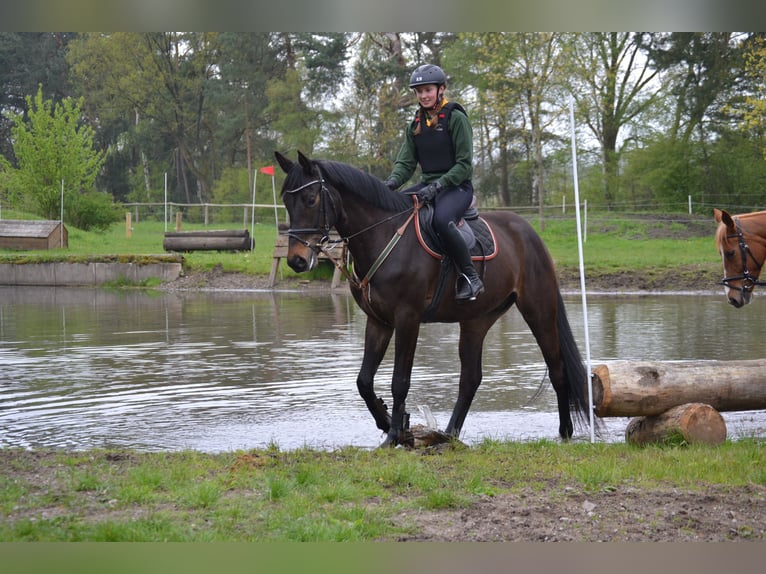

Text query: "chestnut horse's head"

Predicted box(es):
[714, 208, 766, 308]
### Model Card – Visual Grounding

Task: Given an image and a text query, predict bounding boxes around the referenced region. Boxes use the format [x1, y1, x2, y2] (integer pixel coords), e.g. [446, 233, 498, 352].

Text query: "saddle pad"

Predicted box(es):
[414, 210, 498, 261]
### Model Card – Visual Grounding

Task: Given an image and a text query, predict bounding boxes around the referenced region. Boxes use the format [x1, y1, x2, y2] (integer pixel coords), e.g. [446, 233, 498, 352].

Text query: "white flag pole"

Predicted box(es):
[569, 95, 595, 443]
[164, 172, 168, 233]
[271, 172, 278, 232]
[60, 179, 64, 247]
[250, 169, 258, 251]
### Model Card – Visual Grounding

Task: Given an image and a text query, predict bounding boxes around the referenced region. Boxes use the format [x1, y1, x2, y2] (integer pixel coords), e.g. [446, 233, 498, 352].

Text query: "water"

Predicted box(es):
[1, 286, 765, 451]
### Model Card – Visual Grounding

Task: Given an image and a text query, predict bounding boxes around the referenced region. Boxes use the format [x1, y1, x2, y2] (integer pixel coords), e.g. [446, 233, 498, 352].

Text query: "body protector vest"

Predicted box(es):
[412, 102, 467, 175]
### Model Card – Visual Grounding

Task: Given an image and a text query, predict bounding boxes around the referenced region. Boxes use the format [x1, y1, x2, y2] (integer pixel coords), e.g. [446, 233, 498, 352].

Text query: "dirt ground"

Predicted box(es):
[393, 482, 766, 542]
[2, 449, 764, 542]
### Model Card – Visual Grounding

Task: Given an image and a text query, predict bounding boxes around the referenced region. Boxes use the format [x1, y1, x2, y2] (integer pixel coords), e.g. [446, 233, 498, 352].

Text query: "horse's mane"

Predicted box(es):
[316, 160, 413, 213]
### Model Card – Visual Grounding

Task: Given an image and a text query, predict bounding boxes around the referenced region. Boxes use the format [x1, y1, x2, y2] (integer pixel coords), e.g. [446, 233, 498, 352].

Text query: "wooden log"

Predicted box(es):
[163, 230, 252, 252]
[164, 229, 250, 238]
[625, 403, 727, 446]
[592, 359, 766, 417]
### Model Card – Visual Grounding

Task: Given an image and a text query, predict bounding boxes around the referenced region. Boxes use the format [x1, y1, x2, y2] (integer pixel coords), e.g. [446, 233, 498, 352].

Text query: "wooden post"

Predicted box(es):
[592, 359, 766, 417]
[625, 403, 726, 446]
[175, 211, 182, 231]
[126, 212, 132, 238]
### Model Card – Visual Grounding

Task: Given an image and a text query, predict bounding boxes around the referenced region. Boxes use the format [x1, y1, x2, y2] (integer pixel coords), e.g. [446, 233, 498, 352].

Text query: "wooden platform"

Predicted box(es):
[268, 232, 344, 289]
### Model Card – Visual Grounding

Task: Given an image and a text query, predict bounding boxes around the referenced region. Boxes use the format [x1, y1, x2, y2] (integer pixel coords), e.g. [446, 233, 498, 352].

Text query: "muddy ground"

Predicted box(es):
[2, 449, 764, 542]
[393, 482, 765, 541]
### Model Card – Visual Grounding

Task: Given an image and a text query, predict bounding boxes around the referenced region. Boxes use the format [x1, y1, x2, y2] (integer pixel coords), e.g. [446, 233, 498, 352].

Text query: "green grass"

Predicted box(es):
[0, 439, 763, 541]
[0, 209, 720, 283]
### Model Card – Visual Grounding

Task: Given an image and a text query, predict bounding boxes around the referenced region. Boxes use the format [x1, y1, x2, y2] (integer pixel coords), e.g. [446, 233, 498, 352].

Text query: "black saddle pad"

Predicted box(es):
[415, 205, 497, 260]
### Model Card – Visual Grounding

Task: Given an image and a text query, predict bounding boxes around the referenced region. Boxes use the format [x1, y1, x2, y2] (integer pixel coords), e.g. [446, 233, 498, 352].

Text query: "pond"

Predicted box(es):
[1, 286, 765, 451]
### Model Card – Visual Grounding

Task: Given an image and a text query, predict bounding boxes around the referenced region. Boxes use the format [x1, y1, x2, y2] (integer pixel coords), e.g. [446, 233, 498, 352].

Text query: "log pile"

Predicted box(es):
[591, 359, 766, 445]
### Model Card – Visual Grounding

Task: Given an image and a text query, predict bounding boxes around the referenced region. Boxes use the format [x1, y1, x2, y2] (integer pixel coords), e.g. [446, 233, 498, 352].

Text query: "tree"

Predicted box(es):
[739, 34, 766, 158]
[5, 85, 115, 230]
[565, 33, 660, 208]
[0, 33, 74, 163]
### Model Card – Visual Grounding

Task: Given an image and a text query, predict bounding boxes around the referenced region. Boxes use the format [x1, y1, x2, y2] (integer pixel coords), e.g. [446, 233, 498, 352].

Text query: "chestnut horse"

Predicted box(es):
[276, 151, 594, 446]
[714, 208, 766, 308]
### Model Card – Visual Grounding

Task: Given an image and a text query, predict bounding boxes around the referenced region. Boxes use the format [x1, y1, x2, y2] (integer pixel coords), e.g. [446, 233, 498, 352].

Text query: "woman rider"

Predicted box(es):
[383, 63, 484, 301]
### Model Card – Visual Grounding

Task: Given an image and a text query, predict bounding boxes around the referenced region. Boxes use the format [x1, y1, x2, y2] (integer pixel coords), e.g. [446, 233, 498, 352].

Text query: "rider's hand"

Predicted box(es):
[383, 178, 399, 191]
[417, 181, 441, 203]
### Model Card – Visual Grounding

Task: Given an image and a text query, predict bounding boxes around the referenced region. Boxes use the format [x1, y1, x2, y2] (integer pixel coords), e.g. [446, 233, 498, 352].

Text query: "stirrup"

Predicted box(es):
[455, 273, 484, 301]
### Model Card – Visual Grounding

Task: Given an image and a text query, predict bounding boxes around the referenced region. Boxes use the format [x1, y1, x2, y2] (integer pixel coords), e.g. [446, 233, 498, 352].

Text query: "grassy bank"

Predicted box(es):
[0, 211, 723, 286]
[1, 439, 764, 542]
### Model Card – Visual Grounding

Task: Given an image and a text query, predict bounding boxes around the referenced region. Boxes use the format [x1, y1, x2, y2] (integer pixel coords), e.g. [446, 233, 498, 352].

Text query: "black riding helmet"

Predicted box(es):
[409, 64, 446, 88]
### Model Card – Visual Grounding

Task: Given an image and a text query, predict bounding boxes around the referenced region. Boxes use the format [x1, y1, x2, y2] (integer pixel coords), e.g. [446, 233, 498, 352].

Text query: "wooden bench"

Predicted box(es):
[268, 232, 344, 288]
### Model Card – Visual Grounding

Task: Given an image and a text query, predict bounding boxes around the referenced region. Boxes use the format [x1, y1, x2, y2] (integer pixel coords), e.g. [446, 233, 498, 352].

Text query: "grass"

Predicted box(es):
[0, 439, 764, 542]
[0, 209, 721, 283]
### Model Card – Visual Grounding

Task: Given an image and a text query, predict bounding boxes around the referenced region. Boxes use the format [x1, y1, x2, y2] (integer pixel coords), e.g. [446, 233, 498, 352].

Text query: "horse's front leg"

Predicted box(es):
[444, 320, 493, 438]
[356, 317, 394, 434]
[380, 315, 421, 448]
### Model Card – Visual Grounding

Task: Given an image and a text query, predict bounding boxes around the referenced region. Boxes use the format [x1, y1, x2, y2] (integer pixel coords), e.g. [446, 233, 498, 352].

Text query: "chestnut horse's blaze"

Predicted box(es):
[277, 150, 598, 447]
[714, 208, 766, 308]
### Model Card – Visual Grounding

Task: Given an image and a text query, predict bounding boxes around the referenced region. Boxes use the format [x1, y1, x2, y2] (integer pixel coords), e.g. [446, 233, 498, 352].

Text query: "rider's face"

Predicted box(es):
[414, 84, 442, 109]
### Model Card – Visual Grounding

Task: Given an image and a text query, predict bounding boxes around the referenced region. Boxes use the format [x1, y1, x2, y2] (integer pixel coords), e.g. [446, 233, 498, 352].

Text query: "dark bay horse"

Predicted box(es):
[714, 208, 766, 308]
[276, 151, 594, 446]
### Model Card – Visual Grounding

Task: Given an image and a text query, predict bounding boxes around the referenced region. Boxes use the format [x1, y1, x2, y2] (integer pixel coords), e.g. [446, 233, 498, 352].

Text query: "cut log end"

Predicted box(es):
[625, 403, 727, 446]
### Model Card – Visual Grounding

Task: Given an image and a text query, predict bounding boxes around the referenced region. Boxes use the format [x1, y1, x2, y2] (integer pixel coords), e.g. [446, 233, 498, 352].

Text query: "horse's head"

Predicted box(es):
[275, 151, 341, 274]
[714, 208, 766, 308]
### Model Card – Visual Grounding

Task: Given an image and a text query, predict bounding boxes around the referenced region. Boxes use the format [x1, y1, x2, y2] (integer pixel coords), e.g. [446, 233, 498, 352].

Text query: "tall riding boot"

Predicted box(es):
[440, 221, 484, 301]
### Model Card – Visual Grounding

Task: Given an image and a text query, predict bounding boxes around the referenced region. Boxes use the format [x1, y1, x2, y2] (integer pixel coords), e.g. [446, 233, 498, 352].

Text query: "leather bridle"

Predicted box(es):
[282, 169, 340, 254]
[720, 218, 766, 293]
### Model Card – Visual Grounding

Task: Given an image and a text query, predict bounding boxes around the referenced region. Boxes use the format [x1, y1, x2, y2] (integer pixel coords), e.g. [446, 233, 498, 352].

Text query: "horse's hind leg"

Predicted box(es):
[356, 317, 394, 434]
[444, 319, 495, 438]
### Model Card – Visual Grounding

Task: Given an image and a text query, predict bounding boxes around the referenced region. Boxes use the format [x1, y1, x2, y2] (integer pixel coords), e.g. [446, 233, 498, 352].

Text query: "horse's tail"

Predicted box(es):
[555, 290, 600, 436]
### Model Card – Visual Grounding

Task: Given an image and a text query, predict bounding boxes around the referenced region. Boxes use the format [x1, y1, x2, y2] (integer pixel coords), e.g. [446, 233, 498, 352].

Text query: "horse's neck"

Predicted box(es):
[333, 192, 407, 259]
[741, 213, 766, 241]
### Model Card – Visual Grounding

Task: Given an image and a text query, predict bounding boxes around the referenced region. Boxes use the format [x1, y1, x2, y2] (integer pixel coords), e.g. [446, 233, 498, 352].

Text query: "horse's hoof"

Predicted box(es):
[378, 435, 398, 448]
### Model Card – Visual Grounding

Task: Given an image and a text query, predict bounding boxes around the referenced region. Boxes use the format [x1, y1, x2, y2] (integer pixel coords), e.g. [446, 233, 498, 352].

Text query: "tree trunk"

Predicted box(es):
[163, 230, 252, 252]
[625, 403, 726, 446]
[592, 359, 766, 417]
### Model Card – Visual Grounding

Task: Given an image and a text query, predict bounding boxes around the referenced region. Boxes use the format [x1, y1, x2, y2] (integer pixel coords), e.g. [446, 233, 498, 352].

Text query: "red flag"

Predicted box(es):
[259, 165, 275, 176]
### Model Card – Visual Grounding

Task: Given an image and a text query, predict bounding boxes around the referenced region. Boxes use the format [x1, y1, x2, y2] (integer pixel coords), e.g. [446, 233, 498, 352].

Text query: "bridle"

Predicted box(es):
[281, 166, 419, 310]
[720, 218, 766, 294]
[282, 169, 341, 253]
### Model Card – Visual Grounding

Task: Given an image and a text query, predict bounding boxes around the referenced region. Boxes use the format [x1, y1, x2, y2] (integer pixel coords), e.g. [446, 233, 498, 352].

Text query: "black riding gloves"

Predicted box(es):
[383, 178, 399, 191]
[418, 181, 441, 203]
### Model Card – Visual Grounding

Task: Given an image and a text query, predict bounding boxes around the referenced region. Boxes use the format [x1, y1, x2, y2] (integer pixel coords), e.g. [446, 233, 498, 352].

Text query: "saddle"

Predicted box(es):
[414, 198, 497, 261]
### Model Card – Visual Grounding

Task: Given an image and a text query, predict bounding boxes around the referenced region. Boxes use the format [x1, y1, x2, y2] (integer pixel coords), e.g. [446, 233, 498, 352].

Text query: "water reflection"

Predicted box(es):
[1, 286, 764, 451]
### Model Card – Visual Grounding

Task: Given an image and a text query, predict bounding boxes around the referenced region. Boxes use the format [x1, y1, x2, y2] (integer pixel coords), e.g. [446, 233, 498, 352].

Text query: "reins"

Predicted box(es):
[282, 170, 419, 298]
[721, 218, 766, 293]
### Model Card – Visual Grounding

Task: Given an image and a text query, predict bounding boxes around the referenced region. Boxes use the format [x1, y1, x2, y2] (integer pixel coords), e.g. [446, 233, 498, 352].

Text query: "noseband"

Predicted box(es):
[721, 219, 766, 293]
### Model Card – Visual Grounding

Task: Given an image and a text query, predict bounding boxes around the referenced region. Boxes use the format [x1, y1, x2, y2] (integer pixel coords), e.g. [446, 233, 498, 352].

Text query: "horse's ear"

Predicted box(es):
[297, 151, 313, 175]
[715, 208, 736, 229]
[275, 151, 293, 174]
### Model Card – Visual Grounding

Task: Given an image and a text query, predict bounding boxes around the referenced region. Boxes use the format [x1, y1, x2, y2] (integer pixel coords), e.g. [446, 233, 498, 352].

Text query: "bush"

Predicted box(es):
[66, 191, 122, 231]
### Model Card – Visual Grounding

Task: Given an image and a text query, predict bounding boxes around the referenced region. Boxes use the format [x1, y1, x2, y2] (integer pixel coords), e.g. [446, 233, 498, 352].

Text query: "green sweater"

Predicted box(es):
[387, 105, 473, 189]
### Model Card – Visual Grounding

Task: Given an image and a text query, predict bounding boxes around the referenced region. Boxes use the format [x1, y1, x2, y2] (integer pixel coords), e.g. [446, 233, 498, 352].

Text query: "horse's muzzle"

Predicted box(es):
[728, 291, 751, 308]
[287, 250, 317, 273]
